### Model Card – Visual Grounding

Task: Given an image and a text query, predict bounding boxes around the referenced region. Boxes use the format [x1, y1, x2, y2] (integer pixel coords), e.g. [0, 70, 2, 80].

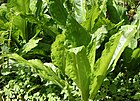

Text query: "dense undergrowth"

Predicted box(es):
[0, 0, 140, 101]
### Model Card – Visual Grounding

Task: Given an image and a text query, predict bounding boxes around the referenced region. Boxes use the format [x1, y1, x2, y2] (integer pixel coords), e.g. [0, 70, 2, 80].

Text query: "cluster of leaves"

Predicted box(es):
[0, 0, 64, 100]
[95, 47, 140, 100]
[0, 0, 140, 101]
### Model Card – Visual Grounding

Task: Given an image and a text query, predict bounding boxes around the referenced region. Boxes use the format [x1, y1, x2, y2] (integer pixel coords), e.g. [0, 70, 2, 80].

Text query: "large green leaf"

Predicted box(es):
[65, 46, 91, 101]
[65, 16, 91, 47]
[89, 31, 122, 99]
[81, 0, 108, 32]
[110, 25, 137, 68]
[89, 25, 137, 99]
[107, 0, 128, 24]
[82, 1, 100, 32]
[73, 0, 86, 23]
[4, 53, 65, 88]
[87, 26, 107, 72]
[12, 15, 27, 41]
[8, 0, 30, 41]
[49, 0, 68, 25]
[20, 13, 58, 38]
[29, 59, 65, 88]
[51, 34, 66, 74]
[51, 16, 91, 101]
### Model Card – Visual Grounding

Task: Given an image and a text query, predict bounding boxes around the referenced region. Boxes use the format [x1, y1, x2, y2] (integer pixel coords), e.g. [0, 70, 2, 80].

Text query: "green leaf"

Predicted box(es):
[93, 17, 114, 32]
[128, 38, 138, 49]
[51, 15, 91, 101]
[49, 0, 68, 25]
[35, 0, 43, 17]
[8, 0, 30, 41]
[82, 2, 100, 31]
[12, 15, 27, 41]
[89, 32, 122, 99]
[4, 53, 65, 88]
[129, 48, 140, 67]
[107, 0, 127, 24]
[89, 25, 137, 99]
[123, 47, 133, 63]
[0, 37, 5, 45]
[65, 16, 91, 47]
[87, 26, 107, 72]
[29, 59, 65, 88]
[51, 34, 66, 74]
[22, 38, 42, 53]
[65, 46, 91, 101]
[73, 0, 86, 23]
[93, 25, 108, 49]
[133, 92, 140, 99]
[100, 0, 108, 16]
[9, 0, 30, 13]
[131, 48, 140, 59]
[111, 25, 137, 68]
[107, 0, 121, 23]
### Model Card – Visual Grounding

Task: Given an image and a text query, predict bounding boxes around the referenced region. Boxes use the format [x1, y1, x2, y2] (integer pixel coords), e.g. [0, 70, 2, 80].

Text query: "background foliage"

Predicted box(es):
[0, 0, 140, 101]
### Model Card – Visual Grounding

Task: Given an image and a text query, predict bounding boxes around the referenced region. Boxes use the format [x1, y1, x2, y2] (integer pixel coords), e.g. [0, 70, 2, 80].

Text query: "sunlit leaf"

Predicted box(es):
[22, 38, 42, 53]
[5, 53, 65, 88]
[89, 25, 136, 99]
[73, 0, 86, 23]
[51, 34, 66, 74]
[65, 46, 91, 101]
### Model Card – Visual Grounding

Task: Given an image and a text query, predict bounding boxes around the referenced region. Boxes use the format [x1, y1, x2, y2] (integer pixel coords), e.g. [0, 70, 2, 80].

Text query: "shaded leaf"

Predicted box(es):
[65, 16, 91, 47]
[49, 0, 68, 25]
